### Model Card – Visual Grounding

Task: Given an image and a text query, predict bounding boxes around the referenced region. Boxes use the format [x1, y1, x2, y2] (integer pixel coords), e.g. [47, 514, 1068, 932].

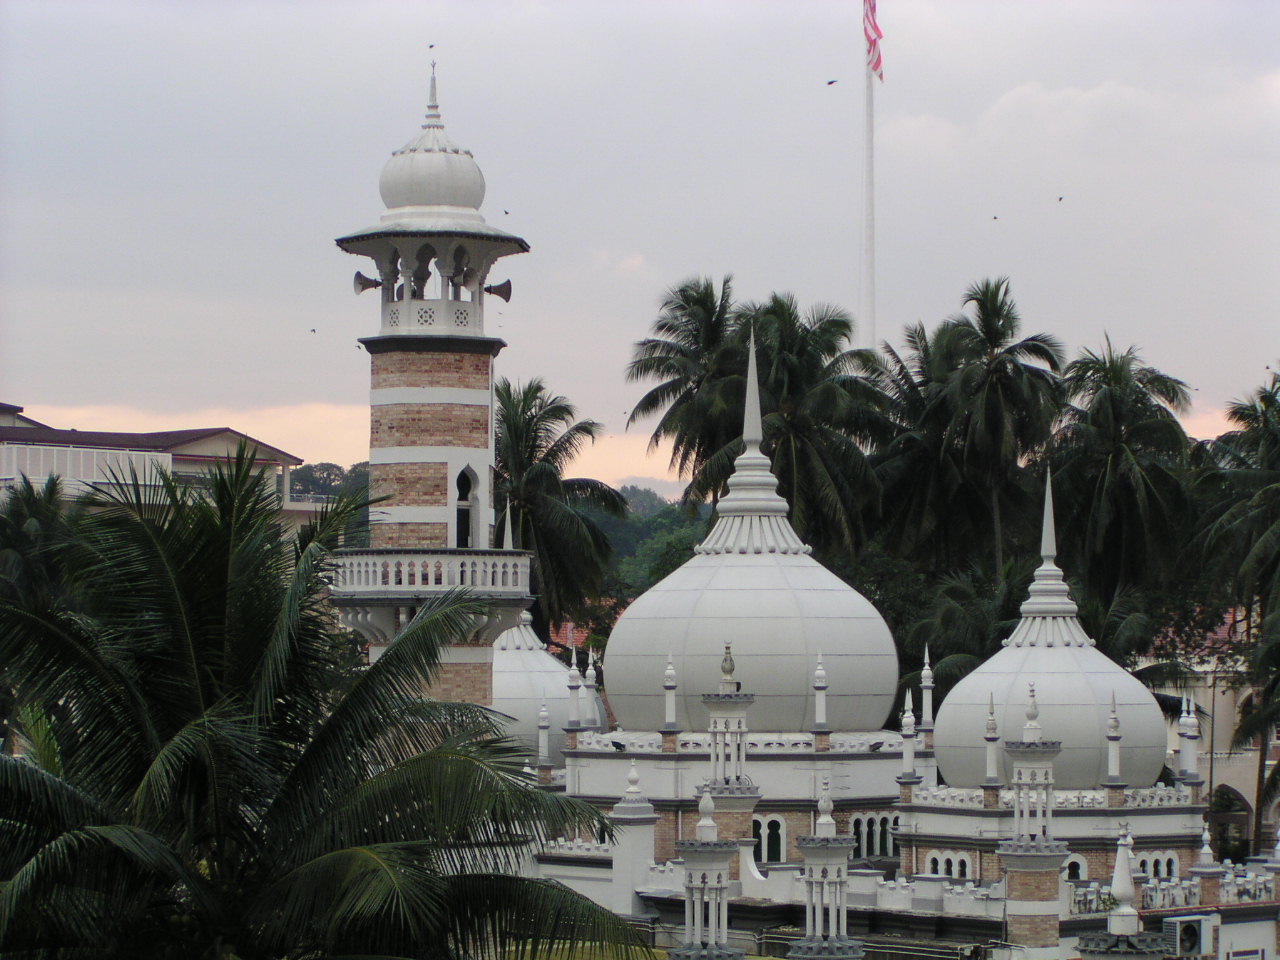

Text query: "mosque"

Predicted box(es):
[329, 73, 1280, 960]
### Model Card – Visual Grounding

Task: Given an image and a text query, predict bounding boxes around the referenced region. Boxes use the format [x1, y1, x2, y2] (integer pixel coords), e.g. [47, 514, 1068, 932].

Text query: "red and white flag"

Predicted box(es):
[865, 0, 884, 81]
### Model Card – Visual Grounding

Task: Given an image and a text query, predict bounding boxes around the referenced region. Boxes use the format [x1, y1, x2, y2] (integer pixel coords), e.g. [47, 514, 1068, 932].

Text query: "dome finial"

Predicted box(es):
[1022, 682, 1042, 743]
[1041, 467, 1057, 561]
[743, 332, 763, 447]
[693, 332, 812, 556]
[1013, 469, 1080, 621]
[423, 63, 443, 129]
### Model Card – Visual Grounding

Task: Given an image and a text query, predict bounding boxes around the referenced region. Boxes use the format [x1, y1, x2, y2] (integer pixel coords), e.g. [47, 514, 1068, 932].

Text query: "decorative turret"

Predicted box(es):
[1078, 831, 1174, 960]
[919, 645, 935, 748]
[1178, 697, 1203, 799]
[897, 692, 921, 798]
[702, 643, 757, 798]
[671, 790, 744, 960]
[790, 779, 864, 960]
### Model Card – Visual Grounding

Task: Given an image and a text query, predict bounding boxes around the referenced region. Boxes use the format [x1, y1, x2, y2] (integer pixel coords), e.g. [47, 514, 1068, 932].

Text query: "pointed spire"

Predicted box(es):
[813, 651, 827, 689]
[1108, 828, 1140, 935]
[693, 334, 811, 556]
[743, 332, 763, 446]
[985, 693, 999, 741]
[503, 497, 514, 549]
[1013, 469, 1081, 623]
[664, 652, 678, 690]
[423, 61, 443, 128]
[921, 644, 934, 685]
[901, 690, 916, 736]
[1107, 692, 1121, 738]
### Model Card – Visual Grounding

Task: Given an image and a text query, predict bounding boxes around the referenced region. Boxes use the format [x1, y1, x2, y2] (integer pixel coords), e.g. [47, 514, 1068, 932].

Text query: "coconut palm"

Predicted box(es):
[627, 275, 740, 484]
[493, 378, 626, 634]
[936, 278, 1065, 575]
[1051, 339, 1193, 609]
[0, 452, 638, 959]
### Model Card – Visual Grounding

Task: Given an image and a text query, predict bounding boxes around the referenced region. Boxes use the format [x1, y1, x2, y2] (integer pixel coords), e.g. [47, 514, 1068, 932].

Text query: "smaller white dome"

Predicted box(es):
[378, 72, 486, 213]
[490, 612, 603, 763]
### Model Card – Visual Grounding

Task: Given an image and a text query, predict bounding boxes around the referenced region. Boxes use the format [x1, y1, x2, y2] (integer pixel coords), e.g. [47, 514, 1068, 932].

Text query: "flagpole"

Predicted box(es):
[863, 53, 876, 351]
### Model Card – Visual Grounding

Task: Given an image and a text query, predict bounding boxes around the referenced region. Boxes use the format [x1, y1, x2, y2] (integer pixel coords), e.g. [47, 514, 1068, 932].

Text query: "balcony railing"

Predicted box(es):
[332, 548, 531, 598]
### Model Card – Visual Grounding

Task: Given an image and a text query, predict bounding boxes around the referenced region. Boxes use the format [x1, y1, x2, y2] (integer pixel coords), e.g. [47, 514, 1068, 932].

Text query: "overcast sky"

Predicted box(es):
[2, 0, 1276, 495]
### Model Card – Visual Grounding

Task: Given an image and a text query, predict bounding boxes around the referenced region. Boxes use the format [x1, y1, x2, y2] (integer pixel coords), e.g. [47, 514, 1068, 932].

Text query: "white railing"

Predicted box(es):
[382, 297, 478, 335]
[333, 549, 531, 598]
[0, 444, 171, 494]
[1124, 784, 1193, 807]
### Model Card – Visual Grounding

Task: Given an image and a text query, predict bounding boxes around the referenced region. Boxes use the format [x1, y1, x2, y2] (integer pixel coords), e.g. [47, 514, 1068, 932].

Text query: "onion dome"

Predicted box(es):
[604, 341, 898, 733]
[933, 479, 1166, 789]
[378, 67, 485, 213]
[490, 612, 600, 763]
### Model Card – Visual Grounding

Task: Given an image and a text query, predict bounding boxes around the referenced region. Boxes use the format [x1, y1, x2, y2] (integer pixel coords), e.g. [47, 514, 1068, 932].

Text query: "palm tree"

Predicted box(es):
[627, 275, 740, 485]
[864, 323, 984, 573]
[493, 378, 626, 635]
[1052, 338, 1193, 609]
[0, 452, 638, 959]
[936, 278, 1065, 575]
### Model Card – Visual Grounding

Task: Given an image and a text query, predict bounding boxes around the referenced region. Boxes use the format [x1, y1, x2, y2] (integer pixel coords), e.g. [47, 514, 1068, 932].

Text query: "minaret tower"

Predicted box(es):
[331, 67, 532, 670]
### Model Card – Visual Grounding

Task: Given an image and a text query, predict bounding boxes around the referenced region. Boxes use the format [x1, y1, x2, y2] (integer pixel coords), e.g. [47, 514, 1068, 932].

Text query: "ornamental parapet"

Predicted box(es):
[331, 548, 532, 600]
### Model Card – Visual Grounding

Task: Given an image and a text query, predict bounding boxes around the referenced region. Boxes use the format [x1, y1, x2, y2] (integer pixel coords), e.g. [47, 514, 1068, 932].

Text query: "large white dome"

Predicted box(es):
[606, 551, 897, 732]
[378, 72, 486, 213]
[604, 342, 898, 733]
[933, 488, 1167, 790]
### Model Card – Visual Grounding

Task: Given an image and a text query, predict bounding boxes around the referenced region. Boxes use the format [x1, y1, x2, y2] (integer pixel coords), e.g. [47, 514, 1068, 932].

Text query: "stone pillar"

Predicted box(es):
[812, 652, 831, 752]
[663, 653, 682, 753]
[998, 838, 1069, 959]
[670, 791, 744, 960]
[536, 701, 552, 785]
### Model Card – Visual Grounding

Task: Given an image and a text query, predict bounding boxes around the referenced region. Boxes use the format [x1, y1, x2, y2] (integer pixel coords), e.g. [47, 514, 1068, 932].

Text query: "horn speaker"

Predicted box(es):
[353, 271, 383, 294]
[483, 279, 513, 302]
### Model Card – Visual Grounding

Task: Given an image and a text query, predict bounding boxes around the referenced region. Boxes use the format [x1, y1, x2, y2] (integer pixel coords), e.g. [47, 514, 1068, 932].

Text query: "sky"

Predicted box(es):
[2, 0, 1276, 497]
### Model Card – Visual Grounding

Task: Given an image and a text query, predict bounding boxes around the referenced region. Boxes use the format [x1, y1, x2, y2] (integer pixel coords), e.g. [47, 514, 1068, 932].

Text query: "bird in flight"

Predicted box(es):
[827, 80, 838, 85]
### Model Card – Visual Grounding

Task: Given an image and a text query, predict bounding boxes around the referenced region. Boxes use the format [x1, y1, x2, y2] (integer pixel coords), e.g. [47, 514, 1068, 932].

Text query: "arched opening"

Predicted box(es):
[1067, 861, 1082, 881]
[1139, 859, 1150, 876]
[752, 819, 763, 862]
[930, 857, 940, 874]
[944, 858, 954, 877]
[455, 469, 478, 549]
[851, 818, 863, 858]
[766, 819, 783, 862]
[958, 859, 968, 879]
[880, 817, 891, 856]
[1166, 857, 1176, 878]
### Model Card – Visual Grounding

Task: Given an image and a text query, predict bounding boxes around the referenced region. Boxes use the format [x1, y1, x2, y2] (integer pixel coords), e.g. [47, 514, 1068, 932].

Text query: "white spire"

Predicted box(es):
[1108, 828, 1140, 935]
[921, 645, 934, 685]
[1021, 682, 1042, 743]
[901, 690, 916, 736]
[1017, 470, 1080, 620]
[1200, 823, 1215, 866]
[423, 60, 442, 129]
[985, 693, 999, 741]
[718, 642, 738, 694]
[815, 777, 836, 837]
[503, 498, 515, 548]
[694, 335, 811, 556]
[696, 787, 719, 841]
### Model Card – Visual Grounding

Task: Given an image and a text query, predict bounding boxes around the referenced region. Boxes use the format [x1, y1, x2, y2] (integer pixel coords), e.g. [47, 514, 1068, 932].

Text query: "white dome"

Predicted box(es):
[604, 341, 898, 733]
[490, 612, 603, 763]
[933, 488, 1167, 790]
[606, 552, 897, 732]
[378, 73, 486, 213]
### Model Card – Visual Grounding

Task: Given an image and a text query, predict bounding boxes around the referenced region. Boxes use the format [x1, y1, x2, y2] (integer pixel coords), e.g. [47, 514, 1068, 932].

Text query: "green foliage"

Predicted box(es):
[0, 451, 641, 959]
[493, 378, 626, 636]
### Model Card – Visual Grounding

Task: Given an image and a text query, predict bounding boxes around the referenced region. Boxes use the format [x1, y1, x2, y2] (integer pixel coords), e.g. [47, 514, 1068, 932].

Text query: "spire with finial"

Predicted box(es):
[815, 777, 836, 837]
[664, 652, 677, 690]
[920, 644, 935, 729]
[1107, 828, 1140, 935]
[422, 61, 443, 129]
[1012, 469, 1081, 625]
[694, 335, 811, 556]
[1022, 682, 1042, 743]
[1200, 823, 1215, 866]
[625, 759, 642, 799]
[901, 690, 917, 737]
[718, 642, 739, 694]
[696, 786, 719, 841]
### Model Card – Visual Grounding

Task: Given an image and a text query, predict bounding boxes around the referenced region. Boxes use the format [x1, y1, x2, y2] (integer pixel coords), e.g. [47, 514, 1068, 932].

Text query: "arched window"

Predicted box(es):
[766, 819, 783, 862]
[752, 817, 785, 864]
[880, 817, 891, 855]
[1067, 861, 1082, 880]
[455, 470, 477, 548]
[958, 859, 968, 879]
[851, 819, 863, 858]
[944, 858, 954, 877]
[1139, 859, 1149, 876]
[930, 857, 940, 874]
[891, 816, 901, 856]
[1166, 857, 1176, 878]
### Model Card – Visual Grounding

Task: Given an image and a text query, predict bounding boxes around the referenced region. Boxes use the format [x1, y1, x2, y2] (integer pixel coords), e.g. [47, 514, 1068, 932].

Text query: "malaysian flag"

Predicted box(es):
[865, 0, 884, 81]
